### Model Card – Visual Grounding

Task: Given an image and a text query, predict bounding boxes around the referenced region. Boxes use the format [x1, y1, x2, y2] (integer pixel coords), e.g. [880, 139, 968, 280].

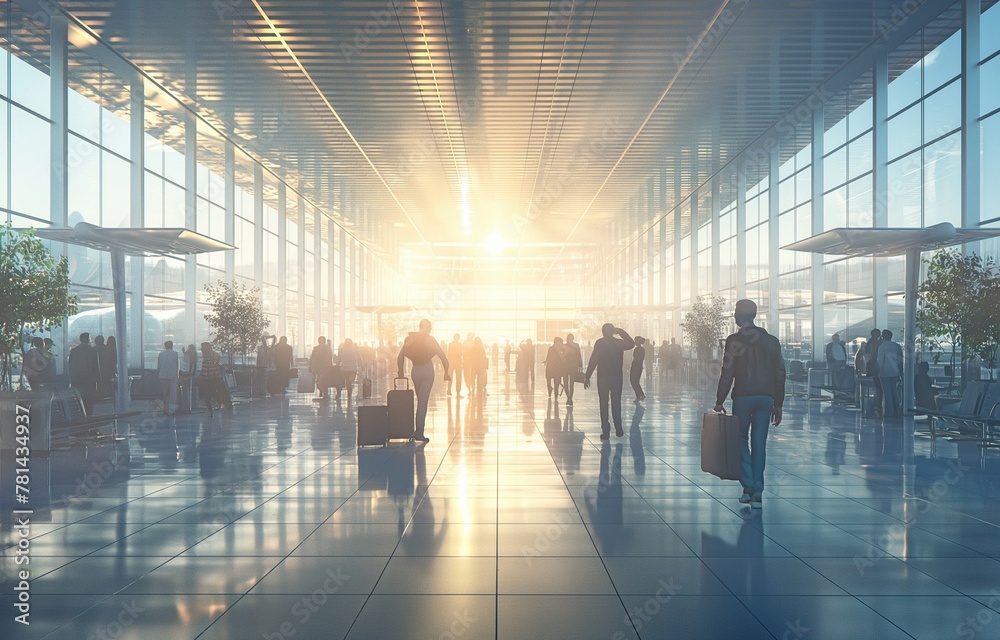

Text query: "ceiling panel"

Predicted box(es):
[42, 0, 952, 283]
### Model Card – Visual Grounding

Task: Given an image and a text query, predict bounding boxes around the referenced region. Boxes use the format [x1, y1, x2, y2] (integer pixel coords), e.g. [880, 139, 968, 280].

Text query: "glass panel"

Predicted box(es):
[984, 114, 1000, 219]
[0, 50, 8, 98]
[923, 79, 961, 140]
[847, 131, 873, 181]
[824, 186, 847, 230]
[164, 181, 186, 226]
[144, 174, 164, 227]
[924, 30, 961, 92]
[887, 152, 922, 227]
[10, 106, 50, 220]
[847, 174, 873, 227]
[888, 59, 921, 116]
[888, 104, 922, 161]
[824, 146, 847, 190]
[984, 1, 1000, 60]
[0, 104, 8, 210]
[68, 87, 101, 142]
[923, 133, 961, 226]
[102, 151, 130, 227]
[983, 54, 1000, 116]
[10, 53, 49, 117]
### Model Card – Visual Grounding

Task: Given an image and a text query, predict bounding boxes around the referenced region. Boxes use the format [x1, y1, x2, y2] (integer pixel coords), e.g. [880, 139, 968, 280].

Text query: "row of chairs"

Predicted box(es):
[920, 380, 1000, 444]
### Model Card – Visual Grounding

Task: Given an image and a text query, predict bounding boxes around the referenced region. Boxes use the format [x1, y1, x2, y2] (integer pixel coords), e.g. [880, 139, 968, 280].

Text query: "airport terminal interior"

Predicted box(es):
[3, 0, 1000, 638]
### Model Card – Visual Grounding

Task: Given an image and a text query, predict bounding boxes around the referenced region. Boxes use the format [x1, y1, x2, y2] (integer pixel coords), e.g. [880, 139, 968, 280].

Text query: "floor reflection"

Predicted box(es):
[2, 370, 1000, 639]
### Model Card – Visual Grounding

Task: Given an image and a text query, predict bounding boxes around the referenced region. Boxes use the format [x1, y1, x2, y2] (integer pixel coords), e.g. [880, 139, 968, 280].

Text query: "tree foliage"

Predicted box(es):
[917, 250, 1000, 383]
[0, 224, 77, 389]
[681, 296, 729, 361]
[203, 280, 270, 366]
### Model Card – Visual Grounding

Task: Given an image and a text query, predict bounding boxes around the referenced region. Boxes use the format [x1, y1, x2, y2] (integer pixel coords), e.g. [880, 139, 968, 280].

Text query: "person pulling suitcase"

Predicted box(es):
[397, 319, 450, 444]
[713, 299, 786, 509]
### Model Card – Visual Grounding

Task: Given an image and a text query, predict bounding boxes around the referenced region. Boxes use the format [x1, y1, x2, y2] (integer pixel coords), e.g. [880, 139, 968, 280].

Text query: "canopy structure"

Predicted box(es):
[36, 222, 235, 413]
[782, 222, 1000, 415]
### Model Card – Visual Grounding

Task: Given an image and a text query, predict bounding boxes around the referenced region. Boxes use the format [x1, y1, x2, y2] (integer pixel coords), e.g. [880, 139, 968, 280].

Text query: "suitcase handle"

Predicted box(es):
[394, 377, 410, 390]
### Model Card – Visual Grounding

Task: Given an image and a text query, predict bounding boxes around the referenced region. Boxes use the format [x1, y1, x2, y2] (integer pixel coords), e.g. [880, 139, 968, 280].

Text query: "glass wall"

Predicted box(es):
[597, 0, 996, 368]
[0, 4, 399, 370]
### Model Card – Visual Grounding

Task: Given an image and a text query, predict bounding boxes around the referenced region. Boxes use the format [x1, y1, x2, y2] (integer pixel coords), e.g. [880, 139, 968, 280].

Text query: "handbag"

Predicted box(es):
[572, 369, 585, 383]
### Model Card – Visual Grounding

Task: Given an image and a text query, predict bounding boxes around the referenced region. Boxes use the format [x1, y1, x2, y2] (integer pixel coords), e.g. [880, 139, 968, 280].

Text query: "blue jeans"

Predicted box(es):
[732, 395, 773, 495]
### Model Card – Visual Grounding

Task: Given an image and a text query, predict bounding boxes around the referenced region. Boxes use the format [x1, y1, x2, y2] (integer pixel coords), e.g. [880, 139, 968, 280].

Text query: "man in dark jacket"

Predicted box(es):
[584, 323, 635, 439]
[713, 300, 786, 509]
[68, 332, 101, 415]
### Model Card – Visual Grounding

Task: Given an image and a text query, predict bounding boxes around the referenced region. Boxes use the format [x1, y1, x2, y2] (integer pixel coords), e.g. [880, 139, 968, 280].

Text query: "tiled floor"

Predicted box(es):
[4, 370, 1000, 639]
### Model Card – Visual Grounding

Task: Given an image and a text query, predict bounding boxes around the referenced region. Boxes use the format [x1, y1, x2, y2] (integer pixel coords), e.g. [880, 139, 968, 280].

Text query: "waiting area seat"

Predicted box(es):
[919, 380, 1000, 444]
[50, 388, 141, 449]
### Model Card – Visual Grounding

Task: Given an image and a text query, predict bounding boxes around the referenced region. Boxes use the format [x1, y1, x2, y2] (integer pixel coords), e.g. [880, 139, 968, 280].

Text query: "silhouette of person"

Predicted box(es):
[865, 328, 884, 414]
[544, 337, 565, 398]
[273, 336, 293, 392]
[877, 329, 903, 418]
[447, 333, 464, 396]
[584, 323, 635, 439]
[825, 333, 848, 389]
[68, 332, 101, 414]
[914, 361, 938, 411]
[658, 340, 670, 380]
[562, 334, 583, 406]
[397, 319, 450, 443]
[630, 336, 646, 401]
[309, 336, 334, 398]
[714, 299, 785, 508]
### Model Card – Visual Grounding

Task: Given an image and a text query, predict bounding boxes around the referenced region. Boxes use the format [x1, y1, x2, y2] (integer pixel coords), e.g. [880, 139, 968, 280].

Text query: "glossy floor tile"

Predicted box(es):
[3, 371, 1000, 638]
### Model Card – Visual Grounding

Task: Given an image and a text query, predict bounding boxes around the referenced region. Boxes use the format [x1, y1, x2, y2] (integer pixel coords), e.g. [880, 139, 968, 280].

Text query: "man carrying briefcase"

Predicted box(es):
[713, 299, 786, 509]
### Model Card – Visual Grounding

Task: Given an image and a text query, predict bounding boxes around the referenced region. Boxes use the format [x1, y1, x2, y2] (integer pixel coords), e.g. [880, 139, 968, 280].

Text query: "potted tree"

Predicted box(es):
[917, 250, 998, 390]
[680, 295, 729, 385]
[203, 280, 270, 394]
[0, 224, 77, 390]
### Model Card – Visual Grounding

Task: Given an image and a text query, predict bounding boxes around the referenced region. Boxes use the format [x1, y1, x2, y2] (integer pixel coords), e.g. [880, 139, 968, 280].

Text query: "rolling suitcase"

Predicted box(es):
[387, 377, 415, 441]
[357, 405, 388, 447]
[701, 411, 742, 481]
[362, 377, 373, 399]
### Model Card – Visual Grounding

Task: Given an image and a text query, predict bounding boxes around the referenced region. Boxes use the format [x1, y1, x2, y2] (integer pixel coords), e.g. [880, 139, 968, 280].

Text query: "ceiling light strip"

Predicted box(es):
[513, 0, 582, 279]
[414, 0, 466, 181]
[540, 0, 737, 282]
[515, 0, 600, 283]
[247, 0, 434, 250]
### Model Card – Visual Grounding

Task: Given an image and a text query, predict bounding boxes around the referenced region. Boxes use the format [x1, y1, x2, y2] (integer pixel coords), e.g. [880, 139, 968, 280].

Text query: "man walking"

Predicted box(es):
[584, 324, 635, 439]
[877, 329, 903, 419]
[714, 300, 786, 509]
[157, 341, 180, 415]
[397, 319, 450, 444]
